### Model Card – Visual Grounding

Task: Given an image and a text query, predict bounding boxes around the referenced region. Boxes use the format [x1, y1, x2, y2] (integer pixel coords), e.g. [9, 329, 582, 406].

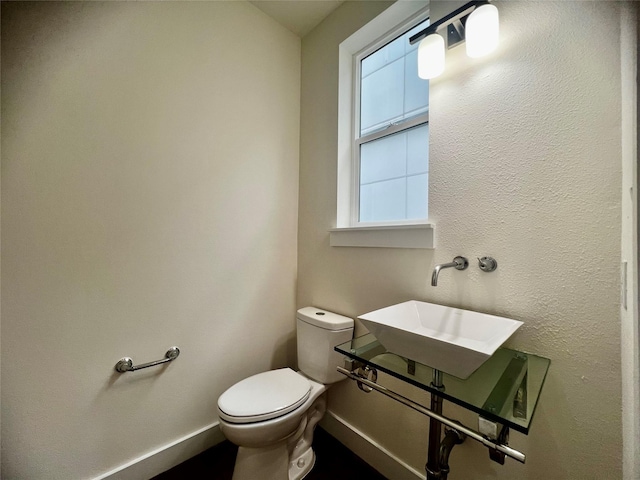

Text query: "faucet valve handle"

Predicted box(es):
[478, 256, 498, 272]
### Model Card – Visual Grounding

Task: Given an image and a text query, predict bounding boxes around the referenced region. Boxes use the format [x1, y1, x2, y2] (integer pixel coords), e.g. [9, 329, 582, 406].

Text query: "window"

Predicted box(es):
[357, 20, 430, 223]
[332, 2, 434, 248]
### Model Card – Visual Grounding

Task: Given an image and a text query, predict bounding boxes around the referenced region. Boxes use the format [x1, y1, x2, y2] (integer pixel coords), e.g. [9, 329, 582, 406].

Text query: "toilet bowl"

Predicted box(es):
[218, 369, 327, 479]
[217, 307, 354, 480]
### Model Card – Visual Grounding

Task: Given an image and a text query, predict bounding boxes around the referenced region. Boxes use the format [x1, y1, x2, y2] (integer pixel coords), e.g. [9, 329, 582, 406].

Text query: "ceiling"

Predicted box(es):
[249, 1, 345, 37]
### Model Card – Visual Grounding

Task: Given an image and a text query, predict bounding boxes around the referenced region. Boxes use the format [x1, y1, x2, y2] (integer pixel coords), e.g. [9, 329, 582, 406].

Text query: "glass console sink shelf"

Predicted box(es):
[335, 334, 550, 435]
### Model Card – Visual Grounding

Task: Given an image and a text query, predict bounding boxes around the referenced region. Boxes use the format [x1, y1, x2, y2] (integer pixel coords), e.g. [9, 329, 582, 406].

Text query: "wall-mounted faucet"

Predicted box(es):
[432, 256, 469, 286]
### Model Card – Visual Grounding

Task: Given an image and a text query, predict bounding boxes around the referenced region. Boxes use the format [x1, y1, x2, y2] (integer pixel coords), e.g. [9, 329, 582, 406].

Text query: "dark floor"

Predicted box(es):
[151, 427, 388, 480]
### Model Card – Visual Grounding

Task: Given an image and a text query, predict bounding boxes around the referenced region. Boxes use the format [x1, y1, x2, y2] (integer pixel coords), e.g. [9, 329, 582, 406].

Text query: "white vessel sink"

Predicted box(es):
[358, 301, 523, 379]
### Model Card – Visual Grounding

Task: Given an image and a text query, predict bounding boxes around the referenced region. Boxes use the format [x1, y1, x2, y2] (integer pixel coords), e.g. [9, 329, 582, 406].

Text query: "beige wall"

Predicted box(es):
[1, 2, 300, 478]
[620, 4, 639, 479]
[1, 0, 630, 478]
[299, 1, 623, 478]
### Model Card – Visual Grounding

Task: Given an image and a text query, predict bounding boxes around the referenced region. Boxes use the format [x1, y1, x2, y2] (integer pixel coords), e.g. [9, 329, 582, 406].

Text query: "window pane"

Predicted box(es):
[407, 123, 429, 175]
[359, 123, 428, 222]
[360, 130, 407, 184]
[404, 49, 429, 117]
[361, 35, 404, 78]
[360, 19, 429, 136]
[360, 59, 405, 134]
[407, 173, 428, 219]
[360, 178, 406, 222]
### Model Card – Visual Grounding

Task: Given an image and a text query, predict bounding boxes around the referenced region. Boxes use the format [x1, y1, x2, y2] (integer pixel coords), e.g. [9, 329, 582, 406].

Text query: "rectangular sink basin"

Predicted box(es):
[358, 301, 523, 379]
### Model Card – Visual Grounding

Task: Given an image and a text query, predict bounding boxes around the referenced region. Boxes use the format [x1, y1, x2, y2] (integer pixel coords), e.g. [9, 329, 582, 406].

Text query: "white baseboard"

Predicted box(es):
[320, 410, 425, 480]
[93, 422, 226, 480]
[92, 412, 422, 480]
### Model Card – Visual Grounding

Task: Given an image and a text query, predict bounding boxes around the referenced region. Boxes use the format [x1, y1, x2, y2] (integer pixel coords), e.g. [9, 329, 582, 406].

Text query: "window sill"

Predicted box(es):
[329, 223, 434, 249]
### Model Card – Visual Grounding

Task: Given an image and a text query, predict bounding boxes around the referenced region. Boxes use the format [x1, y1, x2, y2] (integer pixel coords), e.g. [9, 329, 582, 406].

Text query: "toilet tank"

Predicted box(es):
[297, 307, 354, 384]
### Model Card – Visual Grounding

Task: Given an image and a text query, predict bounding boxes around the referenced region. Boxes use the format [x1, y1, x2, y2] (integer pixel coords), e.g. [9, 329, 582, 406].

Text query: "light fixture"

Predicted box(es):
[465, 4, 499, 58]
[410, 0, 499, 79]
[418, 34, 445, 79]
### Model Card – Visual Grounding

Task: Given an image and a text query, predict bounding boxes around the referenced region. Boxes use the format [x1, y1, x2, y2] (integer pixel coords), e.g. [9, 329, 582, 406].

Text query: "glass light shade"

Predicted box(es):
[465, 4, 499, 58]
[418, 34, 445, 79]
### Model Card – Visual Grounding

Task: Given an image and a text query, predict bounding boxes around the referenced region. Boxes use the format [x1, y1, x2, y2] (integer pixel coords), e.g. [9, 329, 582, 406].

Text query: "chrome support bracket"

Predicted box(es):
[343, 358, 378, 393]
[446, 18, 466, 49]
[407, 359, 416, 376]
[342, 357, 363, 371]
[342, 357, 377, 393]
[479, 417, 510, 465]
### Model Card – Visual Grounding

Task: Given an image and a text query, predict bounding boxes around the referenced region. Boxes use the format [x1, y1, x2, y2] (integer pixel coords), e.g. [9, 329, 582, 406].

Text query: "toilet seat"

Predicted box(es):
[218, 368, 311, 424]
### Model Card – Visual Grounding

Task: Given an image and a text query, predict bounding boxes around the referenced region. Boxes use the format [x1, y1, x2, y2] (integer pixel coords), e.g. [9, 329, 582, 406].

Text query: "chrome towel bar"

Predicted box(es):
[115, 346, 180, 373]
[337, 366, 526, 464]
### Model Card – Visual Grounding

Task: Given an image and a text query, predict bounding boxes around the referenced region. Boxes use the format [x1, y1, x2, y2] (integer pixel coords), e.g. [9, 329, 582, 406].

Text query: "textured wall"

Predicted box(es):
[1, 3, 300, 478]
[299, 1, 622, 478]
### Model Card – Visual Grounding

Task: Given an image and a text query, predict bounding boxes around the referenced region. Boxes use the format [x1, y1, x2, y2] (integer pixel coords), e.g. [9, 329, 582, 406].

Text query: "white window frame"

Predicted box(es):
[331, 1, 434, 248]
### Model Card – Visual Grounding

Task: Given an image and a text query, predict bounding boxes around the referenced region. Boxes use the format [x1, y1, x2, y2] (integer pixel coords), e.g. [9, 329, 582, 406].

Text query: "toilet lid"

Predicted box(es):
[217, 368, 311, 423]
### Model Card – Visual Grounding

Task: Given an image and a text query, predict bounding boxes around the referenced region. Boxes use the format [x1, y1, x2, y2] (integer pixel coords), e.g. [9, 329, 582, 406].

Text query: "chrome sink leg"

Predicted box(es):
[425, 370, 466, 480]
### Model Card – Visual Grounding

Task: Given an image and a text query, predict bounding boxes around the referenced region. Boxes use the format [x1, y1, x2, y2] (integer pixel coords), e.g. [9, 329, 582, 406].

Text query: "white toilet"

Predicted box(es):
[217, 307, 354, 480]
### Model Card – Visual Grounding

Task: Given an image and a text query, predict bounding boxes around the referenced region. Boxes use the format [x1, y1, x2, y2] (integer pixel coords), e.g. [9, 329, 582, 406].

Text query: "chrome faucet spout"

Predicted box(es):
[431, 262, 457, 286]
[431, 256, 469, 286]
